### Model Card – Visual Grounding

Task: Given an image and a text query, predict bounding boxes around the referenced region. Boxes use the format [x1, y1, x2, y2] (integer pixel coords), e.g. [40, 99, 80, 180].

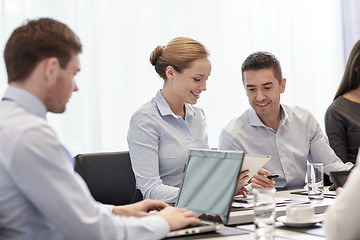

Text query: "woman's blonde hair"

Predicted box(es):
[150, 37, 209, 80]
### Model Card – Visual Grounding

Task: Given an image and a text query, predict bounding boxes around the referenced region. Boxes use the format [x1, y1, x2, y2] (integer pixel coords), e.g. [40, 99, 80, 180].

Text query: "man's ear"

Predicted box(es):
[280, 78, 286, 93]
[44, 57, 60, 85]
[165, 65, 175, 80]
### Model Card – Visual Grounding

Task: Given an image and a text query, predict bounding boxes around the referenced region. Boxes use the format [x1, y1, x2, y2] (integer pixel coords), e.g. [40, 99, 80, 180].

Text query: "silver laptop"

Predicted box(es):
[166, 149, 244, 238]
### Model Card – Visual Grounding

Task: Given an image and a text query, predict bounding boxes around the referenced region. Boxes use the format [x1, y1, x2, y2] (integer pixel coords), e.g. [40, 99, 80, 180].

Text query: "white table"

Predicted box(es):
[180, 224, 326, 240]
[171, 188, 333, 239]
[236, 223, 326, 240]
[228, 188, 335, 225]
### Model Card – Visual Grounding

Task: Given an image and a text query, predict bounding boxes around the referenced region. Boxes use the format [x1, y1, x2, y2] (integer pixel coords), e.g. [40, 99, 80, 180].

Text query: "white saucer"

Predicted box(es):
[277, 215, 323, 228]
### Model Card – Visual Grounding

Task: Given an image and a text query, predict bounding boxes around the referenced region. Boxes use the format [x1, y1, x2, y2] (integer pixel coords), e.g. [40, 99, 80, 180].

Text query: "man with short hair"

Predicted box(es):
[0, 18, 200, 240]
[219, 51, 352, 189]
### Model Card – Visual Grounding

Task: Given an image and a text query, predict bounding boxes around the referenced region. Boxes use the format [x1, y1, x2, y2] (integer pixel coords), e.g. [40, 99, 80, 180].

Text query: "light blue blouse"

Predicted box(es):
[127, 90, 209, 203]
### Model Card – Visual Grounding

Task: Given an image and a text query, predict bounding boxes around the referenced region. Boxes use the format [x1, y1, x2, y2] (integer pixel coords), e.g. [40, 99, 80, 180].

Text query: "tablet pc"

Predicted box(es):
[242, 154, 271, 179]
[329, 170, 351, 188]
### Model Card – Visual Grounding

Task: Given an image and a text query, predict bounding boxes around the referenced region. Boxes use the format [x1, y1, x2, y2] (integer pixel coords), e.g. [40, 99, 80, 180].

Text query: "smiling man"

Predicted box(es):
[218, 51, 352, 190]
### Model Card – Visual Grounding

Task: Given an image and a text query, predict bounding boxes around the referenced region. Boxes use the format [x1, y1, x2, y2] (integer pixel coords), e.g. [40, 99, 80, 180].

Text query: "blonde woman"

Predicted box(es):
[128, 37, 248, 203]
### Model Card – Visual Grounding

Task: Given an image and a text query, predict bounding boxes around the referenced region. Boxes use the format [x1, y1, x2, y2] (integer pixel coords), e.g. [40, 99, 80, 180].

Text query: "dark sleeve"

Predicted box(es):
[325, 104, 349, 163]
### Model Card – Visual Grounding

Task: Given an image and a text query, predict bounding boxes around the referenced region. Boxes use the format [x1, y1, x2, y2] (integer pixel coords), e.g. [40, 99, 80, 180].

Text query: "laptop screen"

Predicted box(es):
[175, 149, 244, 224]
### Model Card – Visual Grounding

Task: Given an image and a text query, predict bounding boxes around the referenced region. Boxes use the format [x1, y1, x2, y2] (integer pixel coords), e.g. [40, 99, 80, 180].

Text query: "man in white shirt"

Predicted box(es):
[219, 51, 352, 189]
[0, 17, 200, 240]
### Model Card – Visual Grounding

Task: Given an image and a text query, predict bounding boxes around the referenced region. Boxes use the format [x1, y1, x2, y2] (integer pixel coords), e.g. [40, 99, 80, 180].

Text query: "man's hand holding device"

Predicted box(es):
[251, 168, 277, 188]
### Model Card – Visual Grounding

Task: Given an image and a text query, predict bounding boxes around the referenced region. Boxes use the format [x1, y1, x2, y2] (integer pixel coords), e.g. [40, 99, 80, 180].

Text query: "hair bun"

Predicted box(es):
[150, 45, 164, 66]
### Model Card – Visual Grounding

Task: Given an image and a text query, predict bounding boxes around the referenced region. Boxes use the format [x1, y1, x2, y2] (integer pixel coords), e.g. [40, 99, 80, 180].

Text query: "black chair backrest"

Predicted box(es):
[74, 151, 136, 205]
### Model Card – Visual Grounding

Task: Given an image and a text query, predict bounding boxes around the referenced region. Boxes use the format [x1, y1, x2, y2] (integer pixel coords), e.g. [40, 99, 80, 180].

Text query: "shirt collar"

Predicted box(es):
[155, 89, 195, 119]
[249, 104, 288, 127]
[2, 86, 47, 119]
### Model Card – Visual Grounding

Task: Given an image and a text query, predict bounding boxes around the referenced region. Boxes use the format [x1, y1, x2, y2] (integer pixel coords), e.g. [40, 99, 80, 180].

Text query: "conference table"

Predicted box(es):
[169, 188, 336, 240]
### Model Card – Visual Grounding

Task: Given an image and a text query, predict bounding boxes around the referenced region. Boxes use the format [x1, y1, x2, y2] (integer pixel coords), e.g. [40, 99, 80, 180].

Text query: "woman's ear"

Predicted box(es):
[165, 65, 175, 80]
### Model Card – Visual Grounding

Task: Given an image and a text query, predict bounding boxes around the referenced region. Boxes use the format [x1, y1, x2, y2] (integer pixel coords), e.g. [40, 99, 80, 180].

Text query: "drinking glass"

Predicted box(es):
[307, 163, 324, 200]
[253, 188, 276, 240]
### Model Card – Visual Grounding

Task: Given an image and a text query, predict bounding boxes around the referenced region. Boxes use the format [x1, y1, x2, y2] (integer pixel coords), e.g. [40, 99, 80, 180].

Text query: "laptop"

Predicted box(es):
[166, 148, 244, 238]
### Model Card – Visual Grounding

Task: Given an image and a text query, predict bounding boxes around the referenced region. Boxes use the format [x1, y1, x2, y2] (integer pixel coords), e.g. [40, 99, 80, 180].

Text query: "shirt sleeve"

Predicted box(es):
[10, 125, 169, 240]
[324, 151, 360, 240]
[127, 111, 179, 203]
[325, 106, 349, 163]
[218, 127, 245, 151]
[308, 112, 353, 174]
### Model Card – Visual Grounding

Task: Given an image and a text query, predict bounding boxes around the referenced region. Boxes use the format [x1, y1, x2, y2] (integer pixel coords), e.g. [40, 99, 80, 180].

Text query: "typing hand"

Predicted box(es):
[251, 168, 275, 189]
[112, 199, 167, 217]
[158, 206, 202, 231]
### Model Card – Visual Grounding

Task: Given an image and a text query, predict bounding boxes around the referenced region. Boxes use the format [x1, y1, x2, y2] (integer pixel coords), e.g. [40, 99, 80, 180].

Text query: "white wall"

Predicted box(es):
[0, 0, 345, 154]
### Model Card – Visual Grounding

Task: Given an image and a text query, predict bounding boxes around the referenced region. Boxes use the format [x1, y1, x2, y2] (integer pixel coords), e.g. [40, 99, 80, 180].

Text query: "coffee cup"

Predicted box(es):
[286, 204, 315, 223]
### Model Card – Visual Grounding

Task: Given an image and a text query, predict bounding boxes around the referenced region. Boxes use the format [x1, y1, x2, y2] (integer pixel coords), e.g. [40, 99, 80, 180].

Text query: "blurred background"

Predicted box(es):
[1, 0, 359, 154]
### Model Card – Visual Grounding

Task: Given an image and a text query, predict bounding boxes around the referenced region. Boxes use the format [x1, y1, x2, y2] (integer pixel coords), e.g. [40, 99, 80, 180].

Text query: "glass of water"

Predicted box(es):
[307, 163, 324, 200]
[253, 188, 276, 240]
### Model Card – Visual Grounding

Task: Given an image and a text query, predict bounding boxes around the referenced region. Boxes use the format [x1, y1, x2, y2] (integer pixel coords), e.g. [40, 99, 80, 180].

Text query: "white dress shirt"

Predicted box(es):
[324, 151, 360, 240]
[0, 86, 169, 240]
[127, 90, 209, 203]
[219, 104, 352, 189]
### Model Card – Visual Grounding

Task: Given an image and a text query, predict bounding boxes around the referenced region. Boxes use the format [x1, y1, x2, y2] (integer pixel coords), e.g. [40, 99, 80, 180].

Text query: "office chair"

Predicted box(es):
[74, 151, 142, 205]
